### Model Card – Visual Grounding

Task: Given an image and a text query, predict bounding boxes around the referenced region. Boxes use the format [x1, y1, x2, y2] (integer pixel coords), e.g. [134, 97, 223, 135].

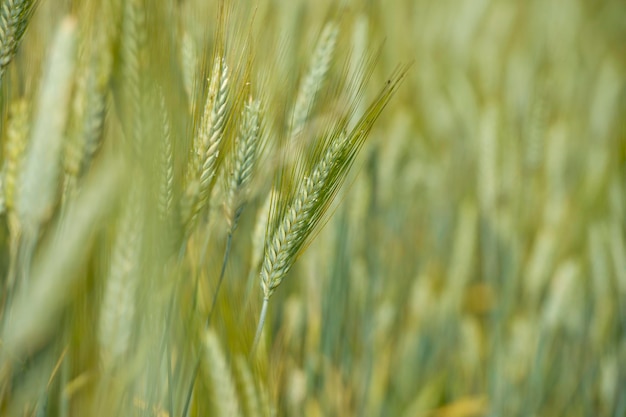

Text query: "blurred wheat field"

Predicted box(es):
[0, 0, 624, 416]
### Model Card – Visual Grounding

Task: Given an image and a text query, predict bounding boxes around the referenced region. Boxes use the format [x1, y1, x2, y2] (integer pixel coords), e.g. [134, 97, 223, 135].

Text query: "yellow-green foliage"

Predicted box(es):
[0, 0, 624, 416]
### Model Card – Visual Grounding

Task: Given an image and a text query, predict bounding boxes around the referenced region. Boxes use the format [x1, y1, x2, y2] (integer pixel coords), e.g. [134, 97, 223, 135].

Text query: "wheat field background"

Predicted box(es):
[0, 0, 624, 416]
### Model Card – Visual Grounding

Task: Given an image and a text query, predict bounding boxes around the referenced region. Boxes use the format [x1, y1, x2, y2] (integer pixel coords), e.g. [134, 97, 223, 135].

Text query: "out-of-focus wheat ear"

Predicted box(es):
[120, 0, 146, 153]
[158, 90, 174, 222]
[203, 329, 242, 417]
[2, 99, 29, 216]
[16, 17, 77, 241]
[290, 22, 338, 138]
[183, 57, 229, 232]
[1, 155, 124, 359]
[0, 0, 37, 84]
[98, 183, 143, 370]
[234, 355, 262, 417]
[181, 29, 198, 111]
[226, 97, 261, 232]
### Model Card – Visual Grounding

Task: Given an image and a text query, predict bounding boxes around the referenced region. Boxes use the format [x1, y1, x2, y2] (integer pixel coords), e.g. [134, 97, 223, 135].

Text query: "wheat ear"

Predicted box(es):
[158, 90, 174, 221]
[98, 185, 143, 369]
[0, 0, 36, 83]
[120, 0, 146, 152]
[183, 57, 229, 232]
[203, 330, 243, 417]
[2, 99, 28, 215]
[17, 17, 77, 239]
[253, 67, 409, 351]
[290, 22, 338, 138]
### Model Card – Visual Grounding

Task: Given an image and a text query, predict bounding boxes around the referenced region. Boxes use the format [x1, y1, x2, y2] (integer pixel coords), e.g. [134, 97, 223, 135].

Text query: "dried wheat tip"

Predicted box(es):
[121, 0, 146, 152]
[2, 99, 29, 214]
[98, 185, 143, 369]
[290, 22, 339, 138]
[158, 90, 174, 221]
[203, 329, 242, 417]
[184, 57, 229, 231]
[226, 97, 261, 231]
[16, 17, 77, 238]
[0, 0, 37, 83]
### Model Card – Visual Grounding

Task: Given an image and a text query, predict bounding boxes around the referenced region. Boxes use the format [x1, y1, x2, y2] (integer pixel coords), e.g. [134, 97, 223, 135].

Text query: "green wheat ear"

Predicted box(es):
[252, 65, 410, 352]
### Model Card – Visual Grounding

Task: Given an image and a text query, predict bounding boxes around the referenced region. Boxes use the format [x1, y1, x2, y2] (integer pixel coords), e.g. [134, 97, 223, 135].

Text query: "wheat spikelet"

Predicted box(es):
[226, 97, 261, 231]
[17, 17, 77, 238]
[290, 22, 338, 138]
[0, 0, 36, 83]
[203, 329, 242, 417]
[184, 57, 229, 231]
